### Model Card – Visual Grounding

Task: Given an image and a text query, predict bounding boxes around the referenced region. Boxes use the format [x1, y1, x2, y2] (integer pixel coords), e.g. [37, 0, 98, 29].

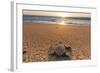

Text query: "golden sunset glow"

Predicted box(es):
[57, 13, 68, 18]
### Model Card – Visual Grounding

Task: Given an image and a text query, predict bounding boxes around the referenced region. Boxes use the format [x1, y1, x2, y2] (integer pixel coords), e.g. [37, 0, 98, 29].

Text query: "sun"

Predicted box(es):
[58, 12, 71, 18]
[58, 13, 67, 18]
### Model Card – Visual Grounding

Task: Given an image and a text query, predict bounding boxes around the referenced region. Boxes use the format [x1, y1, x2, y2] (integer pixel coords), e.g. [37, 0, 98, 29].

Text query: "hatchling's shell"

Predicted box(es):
[55, 46, 66, 56]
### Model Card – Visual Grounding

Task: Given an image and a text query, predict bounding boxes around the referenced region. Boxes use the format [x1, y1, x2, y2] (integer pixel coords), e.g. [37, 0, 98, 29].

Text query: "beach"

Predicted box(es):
[23, 22, 91, 62]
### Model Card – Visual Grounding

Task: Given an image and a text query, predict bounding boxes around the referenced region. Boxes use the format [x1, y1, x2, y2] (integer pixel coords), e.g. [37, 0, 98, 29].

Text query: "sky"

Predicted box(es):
[23, 10, 91, 18]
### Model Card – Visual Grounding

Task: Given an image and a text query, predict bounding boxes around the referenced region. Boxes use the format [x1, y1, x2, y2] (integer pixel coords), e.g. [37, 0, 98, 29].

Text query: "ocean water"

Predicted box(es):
[64, 19, 90, 25]
[23, 15, 91, 25]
